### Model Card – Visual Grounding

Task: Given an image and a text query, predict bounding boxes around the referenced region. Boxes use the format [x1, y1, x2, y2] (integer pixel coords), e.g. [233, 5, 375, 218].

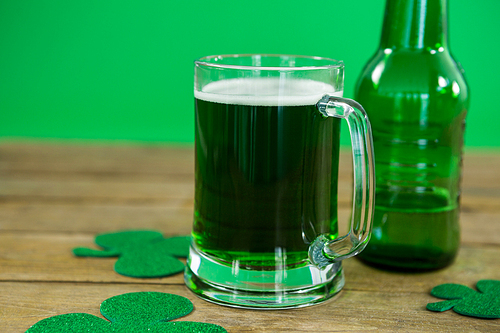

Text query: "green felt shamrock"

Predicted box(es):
[73, 230, 191, 278]
[426, 280, 500, 318]
[26, 292, 227, 332]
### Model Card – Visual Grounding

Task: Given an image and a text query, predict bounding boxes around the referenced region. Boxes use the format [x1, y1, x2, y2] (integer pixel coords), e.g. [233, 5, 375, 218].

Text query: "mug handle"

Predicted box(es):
[308, 95, 375, 268]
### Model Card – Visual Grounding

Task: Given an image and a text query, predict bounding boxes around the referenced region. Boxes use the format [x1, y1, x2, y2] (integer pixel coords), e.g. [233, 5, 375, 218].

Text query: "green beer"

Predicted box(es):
[355, 0, 469, 270]
[186, 54, 374, 308]
[193, 78, 340, 268]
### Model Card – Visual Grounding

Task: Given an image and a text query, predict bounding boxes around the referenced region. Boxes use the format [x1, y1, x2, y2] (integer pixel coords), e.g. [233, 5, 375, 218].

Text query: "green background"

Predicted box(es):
[0, 0, 498, 147]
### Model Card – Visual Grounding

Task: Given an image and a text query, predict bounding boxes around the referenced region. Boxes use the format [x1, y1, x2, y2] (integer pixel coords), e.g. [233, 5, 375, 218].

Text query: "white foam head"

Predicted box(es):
[195, 78, 342, 106]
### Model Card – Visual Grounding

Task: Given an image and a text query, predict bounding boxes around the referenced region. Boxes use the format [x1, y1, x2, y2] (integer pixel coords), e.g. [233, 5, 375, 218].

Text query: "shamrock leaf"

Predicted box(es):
[25, 313, 112, 332]
[26, 292, 227, 333]
[73, 230, 191, 278]
[427, 280, 500, 318]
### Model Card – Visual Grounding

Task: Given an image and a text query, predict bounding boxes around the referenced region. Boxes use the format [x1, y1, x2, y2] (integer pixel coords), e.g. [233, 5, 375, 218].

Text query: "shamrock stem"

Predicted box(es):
[73, 247, 121, 257]
[426, 299, 461, 312]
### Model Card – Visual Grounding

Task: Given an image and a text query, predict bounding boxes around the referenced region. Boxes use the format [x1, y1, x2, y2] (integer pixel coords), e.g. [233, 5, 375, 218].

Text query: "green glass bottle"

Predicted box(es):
[355, 0, 469, 270]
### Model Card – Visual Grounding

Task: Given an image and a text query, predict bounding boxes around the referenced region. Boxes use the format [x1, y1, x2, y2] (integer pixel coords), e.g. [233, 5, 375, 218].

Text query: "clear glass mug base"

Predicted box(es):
[184, 244, 345, 309]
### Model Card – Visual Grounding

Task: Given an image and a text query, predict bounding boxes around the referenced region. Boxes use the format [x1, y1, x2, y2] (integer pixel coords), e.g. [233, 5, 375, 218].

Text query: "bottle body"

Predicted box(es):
[355, 27, 469, 270]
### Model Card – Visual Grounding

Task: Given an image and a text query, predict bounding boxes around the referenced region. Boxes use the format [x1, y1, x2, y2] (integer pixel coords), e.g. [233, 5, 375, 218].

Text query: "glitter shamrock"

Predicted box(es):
[73, 230, 191, 278]
[426, 280, 500, 319]
[26, 292, 227, 332]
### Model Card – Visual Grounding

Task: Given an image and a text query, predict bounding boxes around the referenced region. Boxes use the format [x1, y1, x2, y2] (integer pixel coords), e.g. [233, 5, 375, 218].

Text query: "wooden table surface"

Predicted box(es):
[1, 141, 499, 332]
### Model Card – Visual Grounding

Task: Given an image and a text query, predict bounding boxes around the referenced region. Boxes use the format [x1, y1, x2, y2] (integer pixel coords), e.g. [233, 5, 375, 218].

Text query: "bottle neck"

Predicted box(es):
[380, 0, 448, 50]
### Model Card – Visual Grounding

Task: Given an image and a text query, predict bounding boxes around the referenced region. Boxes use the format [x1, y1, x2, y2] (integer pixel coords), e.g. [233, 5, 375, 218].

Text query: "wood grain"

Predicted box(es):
[3, 282, 499, 333]
[1, 141, 499, 332]
[0, 230, 499, 292]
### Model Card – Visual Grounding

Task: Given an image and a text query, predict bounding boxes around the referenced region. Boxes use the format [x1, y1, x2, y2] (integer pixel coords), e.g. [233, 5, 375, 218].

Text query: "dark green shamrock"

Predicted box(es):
[26, 292, 227, 332]
[73, 230, 191, 278]
[427, 280, 500, 318]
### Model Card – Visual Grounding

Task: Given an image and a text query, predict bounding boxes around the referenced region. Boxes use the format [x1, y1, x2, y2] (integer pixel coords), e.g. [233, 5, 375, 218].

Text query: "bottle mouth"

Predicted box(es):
[195, 54, 344, 71]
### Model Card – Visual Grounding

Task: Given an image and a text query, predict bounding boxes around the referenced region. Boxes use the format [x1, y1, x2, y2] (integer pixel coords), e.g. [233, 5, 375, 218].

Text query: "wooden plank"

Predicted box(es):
[3, 142, 500, 190]
[0, 232, 186, 284]
[1, 178, 498, 219]
[1, 143, 498, 218]
[2, 281, 498, 333]
[0, 202, 193, 233]
[1, 200, 499, 244]
[345, 245, 500, 292]
[1, 145, 499, 209]
[0, 199, 352, 233]
[0, 178, 194, 202]
[1, 231, 499, 291]
[461, 211, 500, 245]
[0, 141, 195, 177]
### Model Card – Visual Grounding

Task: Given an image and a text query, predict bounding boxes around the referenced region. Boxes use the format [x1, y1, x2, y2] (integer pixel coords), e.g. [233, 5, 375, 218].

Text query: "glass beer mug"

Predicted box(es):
[185, 54, 375, 308]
